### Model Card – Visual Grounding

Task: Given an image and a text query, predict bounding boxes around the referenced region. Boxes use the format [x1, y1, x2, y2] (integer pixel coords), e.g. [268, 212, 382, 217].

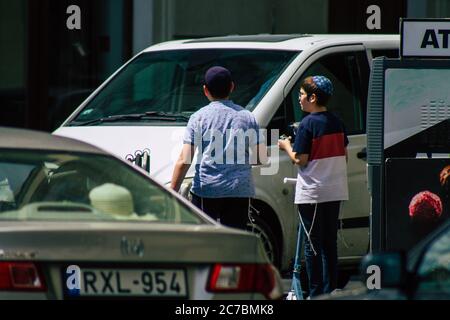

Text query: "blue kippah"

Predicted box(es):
[312, 75, 333, 96]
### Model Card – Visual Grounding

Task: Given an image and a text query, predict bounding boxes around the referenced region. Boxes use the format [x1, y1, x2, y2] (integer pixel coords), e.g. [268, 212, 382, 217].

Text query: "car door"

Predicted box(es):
[262, 89, 301, 267]
[283, 45, 372, 260]
[413, 225, 450, 299]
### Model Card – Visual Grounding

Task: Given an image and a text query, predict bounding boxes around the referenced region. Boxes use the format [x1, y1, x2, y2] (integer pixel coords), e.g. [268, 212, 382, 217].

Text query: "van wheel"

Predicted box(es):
[247, 214, 281, 268]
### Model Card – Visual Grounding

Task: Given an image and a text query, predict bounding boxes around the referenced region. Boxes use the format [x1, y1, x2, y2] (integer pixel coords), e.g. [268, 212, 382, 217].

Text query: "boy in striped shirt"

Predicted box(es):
[279, 75, 349, 297]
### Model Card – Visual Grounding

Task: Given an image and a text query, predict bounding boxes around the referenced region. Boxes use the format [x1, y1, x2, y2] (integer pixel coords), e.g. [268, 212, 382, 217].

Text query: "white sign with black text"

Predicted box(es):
[401, 19, 450, 58]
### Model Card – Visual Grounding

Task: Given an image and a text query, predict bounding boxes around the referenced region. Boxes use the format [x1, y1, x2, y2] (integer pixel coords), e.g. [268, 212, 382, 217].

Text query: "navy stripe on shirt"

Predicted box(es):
[293, 111, 348, 156]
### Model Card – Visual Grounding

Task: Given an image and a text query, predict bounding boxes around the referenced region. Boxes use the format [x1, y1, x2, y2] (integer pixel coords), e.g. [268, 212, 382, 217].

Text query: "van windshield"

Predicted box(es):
[70, 49, 299, 125]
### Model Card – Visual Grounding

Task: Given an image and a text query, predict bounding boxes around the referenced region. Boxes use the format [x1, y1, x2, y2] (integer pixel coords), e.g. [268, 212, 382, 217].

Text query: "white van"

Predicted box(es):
[54, 34, 400, 273]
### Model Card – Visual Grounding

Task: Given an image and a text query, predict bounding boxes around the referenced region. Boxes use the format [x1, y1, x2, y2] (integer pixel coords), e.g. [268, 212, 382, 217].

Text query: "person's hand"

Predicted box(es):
[278, 136, 292, 151]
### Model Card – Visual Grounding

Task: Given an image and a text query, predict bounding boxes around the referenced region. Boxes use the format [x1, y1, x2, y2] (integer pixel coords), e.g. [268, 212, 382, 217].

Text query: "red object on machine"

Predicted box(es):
[440, 165, 450, 187]
[408, 191, 443, 220]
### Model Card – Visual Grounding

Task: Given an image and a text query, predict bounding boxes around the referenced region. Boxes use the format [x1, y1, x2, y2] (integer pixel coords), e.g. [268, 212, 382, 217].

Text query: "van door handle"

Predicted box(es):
[357, 148, 367, 160]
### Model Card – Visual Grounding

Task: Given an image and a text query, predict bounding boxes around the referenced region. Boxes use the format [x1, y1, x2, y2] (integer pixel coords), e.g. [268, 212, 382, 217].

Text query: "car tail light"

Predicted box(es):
[207, 263, 282, 299]
[0, 262, 46, 291]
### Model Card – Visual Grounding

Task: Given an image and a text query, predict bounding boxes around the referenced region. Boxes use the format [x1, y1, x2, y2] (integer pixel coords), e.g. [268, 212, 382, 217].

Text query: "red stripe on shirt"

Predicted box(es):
[309, 133, 346, 161]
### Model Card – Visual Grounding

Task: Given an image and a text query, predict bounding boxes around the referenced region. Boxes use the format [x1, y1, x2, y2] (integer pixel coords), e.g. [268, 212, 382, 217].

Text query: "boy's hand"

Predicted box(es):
[278, 136, 292, 151]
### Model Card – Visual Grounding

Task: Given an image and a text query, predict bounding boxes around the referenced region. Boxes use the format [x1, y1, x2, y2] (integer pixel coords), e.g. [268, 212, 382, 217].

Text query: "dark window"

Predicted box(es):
[328, 0, 407, 34]
[0, 150, 203, 224]
[372, 49, 399, 59]
[0, 0, 133, 131]
[45, 0, 133, 130]
[0, 0, 27, 128]
[266, 101, 294, 145]
[416, 227, 450, 297]
[71, 49, 299, 124]
[284, 51, 370, 135]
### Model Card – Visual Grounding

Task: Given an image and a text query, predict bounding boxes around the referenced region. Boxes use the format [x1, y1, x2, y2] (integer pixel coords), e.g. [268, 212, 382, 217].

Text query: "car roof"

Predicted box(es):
[0, 127, 106, 155]
[143, 34, 400, 52]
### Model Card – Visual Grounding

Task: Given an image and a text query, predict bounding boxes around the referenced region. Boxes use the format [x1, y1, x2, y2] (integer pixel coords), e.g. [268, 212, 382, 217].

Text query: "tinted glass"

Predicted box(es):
[372, 49, 399, 59]
[0, 0, 27, 128]
[287, 51, 370, 135]
[0, 150, 203, 224]
[416, 227, 450, 297]
[70, 49, 298, 124]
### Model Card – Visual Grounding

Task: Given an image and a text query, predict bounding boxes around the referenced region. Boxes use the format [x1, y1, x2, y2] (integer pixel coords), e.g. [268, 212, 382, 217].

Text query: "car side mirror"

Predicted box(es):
[360, 252, 407, 289]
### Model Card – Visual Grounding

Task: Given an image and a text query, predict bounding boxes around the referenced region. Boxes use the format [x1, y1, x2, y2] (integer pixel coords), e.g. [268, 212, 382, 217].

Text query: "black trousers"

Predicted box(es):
[190, 193, 250, 229]
[298, 201, 340, 297]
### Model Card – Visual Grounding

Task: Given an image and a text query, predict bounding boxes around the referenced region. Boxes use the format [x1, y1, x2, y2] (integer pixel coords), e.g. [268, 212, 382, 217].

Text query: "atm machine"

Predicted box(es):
[367, 56, 450, 253]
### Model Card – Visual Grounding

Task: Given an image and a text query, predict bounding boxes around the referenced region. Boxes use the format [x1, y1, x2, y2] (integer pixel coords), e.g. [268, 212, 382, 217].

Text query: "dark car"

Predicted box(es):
[317, 218, 450, 300]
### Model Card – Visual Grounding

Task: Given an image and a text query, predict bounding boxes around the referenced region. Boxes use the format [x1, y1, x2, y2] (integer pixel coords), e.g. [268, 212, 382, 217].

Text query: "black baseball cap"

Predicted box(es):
[204, 66, 233, 98]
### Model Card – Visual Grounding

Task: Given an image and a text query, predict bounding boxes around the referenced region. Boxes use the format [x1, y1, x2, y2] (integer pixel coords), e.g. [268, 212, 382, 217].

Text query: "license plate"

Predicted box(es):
[65, 268, 187, 297]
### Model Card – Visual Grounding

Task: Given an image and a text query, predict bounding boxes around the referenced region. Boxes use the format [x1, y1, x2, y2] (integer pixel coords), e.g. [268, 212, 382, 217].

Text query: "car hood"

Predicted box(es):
[0, 221, 267, 263]
[53, 126, 192, 184]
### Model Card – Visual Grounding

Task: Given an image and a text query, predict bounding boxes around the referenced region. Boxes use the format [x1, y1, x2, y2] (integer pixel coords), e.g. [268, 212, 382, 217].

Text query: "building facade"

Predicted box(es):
[0, 0, 447, 131]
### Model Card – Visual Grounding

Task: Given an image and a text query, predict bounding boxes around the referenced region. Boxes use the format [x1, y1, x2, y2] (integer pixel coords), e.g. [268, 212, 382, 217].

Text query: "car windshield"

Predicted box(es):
[70, 49, 299, 124]
[0, 150, 204, 224]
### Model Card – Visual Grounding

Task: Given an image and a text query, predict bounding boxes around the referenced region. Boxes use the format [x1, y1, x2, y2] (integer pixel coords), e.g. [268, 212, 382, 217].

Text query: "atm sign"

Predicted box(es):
[401, 19, 450, 58]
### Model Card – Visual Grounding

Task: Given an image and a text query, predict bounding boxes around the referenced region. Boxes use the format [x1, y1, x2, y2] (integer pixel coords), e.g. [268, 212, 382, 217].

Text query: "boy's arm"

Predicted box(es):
[251, 143, 269, 165]
[278, 138, 308, 167]
[285, 145, 309, 167]
[170, 144, 195, 192]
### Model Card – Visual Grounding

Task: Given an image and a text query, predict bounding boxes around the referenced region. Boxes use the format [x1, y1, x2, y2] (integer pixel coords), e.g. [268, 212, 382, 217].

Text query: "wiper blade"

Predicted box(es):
[72, 112, 190, 126]
[145, 111, 191, 122]
[73, 114, 153, 126]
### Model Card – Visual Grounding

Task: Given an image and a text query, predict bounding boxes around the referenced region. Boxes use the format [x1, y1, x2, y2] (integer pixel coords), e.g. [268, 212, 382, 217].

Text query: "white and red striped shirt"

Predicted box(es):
[293, 111, 349, 204]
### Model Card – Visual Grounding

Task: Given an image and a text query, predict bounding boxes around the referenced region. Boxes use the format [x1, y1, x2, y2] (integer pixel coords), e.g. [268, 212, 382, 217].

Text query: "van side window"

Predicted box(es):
[287, 51, 370, 135]
[372, 49, 399, 59]
[266, 101, 295, 145]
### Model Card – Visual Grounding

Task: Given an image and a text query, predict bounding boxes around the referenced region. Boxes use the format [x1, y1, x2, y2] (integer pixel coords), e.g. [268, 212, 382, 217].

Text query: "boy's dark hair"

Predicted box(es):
[300, 76, 333, 106]
[204, 66, 233, 99]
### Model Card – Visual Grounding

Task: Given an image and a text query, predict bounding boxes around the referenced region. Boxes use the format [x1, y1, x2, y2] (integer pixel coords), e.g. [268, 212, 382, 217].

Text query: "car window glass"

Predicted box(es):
[266, 102, 294, 144]
[0, 163, 34, 199]
[72, 49, 299, 123]
[287, 51, 369, 135]
[372, 49, 400, 59]
[0, 150, 204, 225]
[416, 228, 450, 296]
